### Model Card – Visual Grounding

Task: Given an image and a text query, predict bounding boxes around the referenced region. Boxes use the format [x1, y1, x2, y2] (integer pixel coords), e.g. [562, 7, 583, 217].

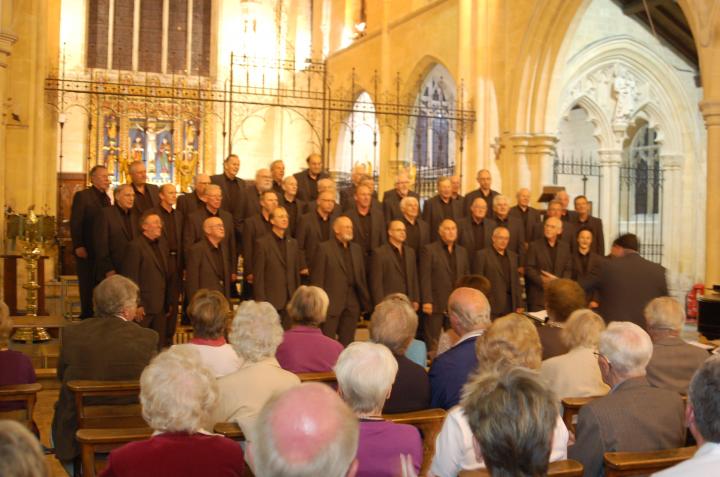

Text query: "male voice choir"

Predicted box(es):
[71, 155, 627, 353]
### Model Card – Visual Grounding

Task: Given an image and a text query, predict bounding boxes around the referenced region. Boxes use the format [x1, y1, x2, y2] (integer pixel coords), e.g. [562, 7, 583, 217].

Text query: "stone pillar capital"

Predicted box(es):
[527, 133, 558, 155]
[508, 134, 531, 154]
[700, 100, 720, 127]
[0, 31, 17, 69]
[659, 154, 683, 171]
[597, 149, 623, 166]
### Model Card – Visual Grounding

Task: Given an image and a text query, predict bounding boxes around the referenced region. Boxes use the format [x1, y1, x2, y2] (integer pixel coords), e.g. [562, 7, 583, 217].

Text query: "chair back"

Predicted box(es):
[213, 421, 246, 441]
[603, 446, 697, 477]
[0, 383, 42, 430]
[383, 408, 447, 476]
[76, 427, 153, 477]
[67, 380, 145, 429]
[459, 459, 584, 476]
[561, 396, 601, 433]
[296, 371, 337, 385]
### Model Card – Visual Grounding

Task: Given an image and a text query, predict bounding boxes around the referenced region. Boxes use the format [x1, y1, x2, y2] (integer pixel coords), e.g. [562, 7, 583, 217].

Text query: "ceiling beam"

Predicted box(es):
[622, 0, 667, 15]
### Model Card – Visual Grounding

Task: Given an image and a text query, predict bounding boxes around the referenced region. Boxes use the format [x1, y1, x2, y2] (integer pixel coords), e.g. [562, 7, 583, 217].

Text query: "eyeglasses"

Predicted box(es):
[593, 351, 611, 366]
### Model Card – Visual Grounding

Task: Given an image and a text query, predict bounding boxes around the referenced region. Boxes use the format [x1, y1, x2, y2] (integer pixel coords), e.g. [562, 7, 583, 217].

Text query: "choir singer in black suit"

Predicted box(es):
[122, 211, 172, 348]
[382, 171, 419, 222]
[369, 220, 420, 309]
[473, 226, 524, 318]
[344, 183, 386, 268]
[423, 177, 464, 242]
[94, 184, 140, 281]
[525, 216, 573, 312]
[420, 219, 470, 355]
[399, 196, 430, 257]
[253, 207, 301, 329]
[296, 190, 340, 270]
[70, 165, 111, 318]
[128, 160, 160, 214]
[185, 216, 232, 300]
[310, 216, 370, 346]
[509, 187, 542, 246]
[154, 184, 183, 343]
[457, 197, 495, 259]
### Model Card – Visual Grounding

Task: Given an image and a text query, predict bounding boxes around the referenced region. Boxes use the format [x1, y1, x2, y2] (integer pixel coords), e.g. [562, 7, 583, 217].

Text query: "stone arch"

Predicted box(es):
[561, 95, 614, 150]
[334, 90, 380, 174]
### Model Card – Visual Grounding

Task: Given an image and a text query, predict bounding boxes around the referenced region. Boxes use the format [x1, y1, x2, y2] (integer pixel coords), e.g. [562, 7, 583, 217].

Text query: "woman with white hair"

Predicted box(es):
[644, 296, 710, 394]
[335, 341, 423, 477]
[430, 314, 569, 477]
[210, 301, 300, 438]
[540, 309, 610, 399]
[0, 420, 47, 477]
[100, 348, 245, 476]
[275, 286, 343, 373]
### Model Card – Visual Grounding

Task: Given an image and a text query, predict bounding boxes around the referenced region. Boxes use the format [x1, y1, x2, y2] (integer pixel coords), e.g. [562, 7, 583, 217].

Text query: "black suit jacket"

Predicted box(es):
[310, 239, 371, 316]
[464, 188, 499, 219]
[572, 215, 605, 255]
[131, 183, 160, 214]
[400, 216, 431, 256]
[509, 205, 542, 244]
[530, 218, 577, 251]
[121, 236, 170, 315]
[176, 191, 204, 219]
[185, 239, 232, 300]
[457, 217, 496, 257]
[279, 196, 307, 237]
[422, 196, 464, 241]
[580, 252, 668, 327]
[383, 353, 431, 414]
[382, 189, 420, 223]
[343, 207, 386, 257]
[70, 187, 110, 257]
[244, 186, 264, 218]
[51, 316, 157, 461]
[572, 250, 604, 302]
[369, 244, 419, 306]
[525, 238, 573, 311]
[183, 207, 236, 274]
[296, 208, 341, 269]
[154, 206, 184, 271]
[294, 169, 329, 202]
[253, 233, 301, 310]
[494, 215, 527, 263]
[94, 206, 140, 280]
[473, 248, 524, 316]
[210, 174, 247, 244]
[242, 214, 273, 277]
[419, 242, 470, 313]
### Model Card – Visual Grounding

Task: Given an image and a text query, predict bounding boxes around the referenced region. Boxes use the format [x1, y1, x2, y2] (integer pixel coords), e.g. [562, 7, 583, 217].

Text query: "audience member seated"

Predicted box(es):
[210, 301, 300, 440]
[275, 286, 343, 373]
[538, 278, 587, 360]
[429, 287, 491, 410]
[0, 301, 37, 412]
[382, 293, 427, 367]
[569, 322, 686, 477]
[51, 275, 158, 473]
[173, 289, 242, 378]
[250, 383, 359, 477]
[0, 419, 48, 477]
[430, 314, 569, 477]
[655, 356, 720, 476]
[644, 297, 710, 394]
[540, 309, 610, 399]
[335, 342, 423, 477]
[464, 368, 559, 477]
[369, 297, 430, 414]
[436, 275, 491, 357]
[100, 348, 245, 477]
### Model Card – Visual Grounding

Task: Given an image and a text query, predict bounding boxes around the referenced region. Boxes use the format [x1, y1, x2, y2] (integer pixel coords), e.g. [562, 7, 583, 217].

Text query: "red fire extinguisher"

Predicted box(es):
[687, 284, 705, 321]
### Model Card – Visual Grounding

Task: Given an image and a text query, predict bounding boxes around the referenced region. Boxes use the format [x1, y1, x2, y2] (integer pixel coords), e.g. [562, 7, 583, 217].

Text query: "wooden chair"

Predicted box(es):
[604, 446, 696, 477]
[67, 380, 146, 430]
[75, 427, 153, 477]
[296, 371, 337, 384]
[561, 396, 600, 434]
[459, 459, 584, 476]
[383, 408, 447, 476]
[0, 383, 42, 430]
[213, 421, 245, 441]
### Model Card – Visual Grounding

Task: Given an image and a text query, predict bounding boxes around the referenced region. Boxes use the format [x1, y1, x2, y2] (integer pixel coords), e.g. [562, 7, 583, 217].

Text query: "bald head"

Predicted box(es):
[516, 188, 531, 208]
[333, 216, 353, 244]
[252, 383, 359, 477]
[448, 287, 491, 335]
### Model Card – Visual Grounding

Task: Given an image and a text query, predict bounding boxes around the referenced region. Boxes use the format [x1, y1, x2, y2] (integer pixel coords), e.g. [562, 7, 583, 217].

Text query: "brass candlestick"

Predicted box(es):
[13, 207, 50, 342]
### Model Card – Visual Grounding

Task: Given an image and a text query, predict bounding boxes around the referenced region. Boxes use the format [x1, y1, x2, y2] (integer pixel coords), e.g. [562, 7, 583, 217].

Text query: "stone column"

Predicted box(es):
[659, 154, 682, 272]
[508, 134, 530, 199]
[597, 148, 622, 248]
[700, 100, 720, 287]
[526, 134, 558, 206]
[0, 30, 17, 294]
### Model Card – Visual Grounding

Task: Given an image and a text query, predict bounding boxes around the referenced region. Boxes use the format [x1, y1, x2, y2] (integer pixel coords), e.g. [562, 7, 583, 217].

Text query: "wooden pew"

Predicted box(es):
[0, 383, 42, 430]
[75, 427, 153, 477]
[296, 371, 337, 384]
[604, 446, 697, 477]
[459, 459, 584, 476]
[213, 421, 245, 441]
[67, 380, 145, 429]
[561, 396, 600, 434]
[383, 408, 447, 476]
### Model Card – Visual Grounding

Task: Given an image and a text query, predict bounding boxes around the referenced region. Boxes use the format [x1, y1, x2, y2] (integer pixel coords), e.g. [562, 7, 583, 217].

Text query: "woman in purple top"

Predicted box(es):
[335, 342, 423, 477]
[276, 286, 343, 373]
[101, 347, 245, 477]
[0, 302, 37, 412]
